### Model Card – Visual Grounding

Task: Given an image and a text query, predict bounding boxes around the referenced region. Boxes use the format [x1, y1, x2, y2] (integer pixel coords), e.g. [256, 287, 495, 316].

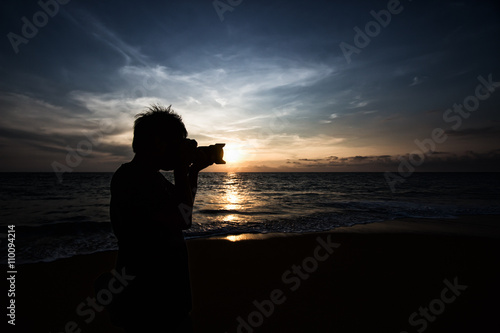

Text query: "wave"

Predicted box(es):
[0, 222, 117, 265]
[2, 199, 499, 265]
[196, 209, 281, 216]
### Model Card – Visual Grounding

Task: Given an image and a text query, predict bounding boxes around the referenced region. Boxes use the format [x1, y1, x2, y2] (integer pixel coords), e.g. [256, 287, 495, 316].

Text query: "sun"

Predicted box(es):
[222, 145, 243, 164]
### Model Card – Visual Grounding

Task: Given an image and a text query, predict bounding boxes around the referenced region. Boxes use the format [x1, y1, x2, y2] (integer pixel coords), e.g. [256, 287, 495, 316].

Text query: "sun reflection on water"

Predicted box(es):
[223, 214, 236, 222]
[221, 173, 245, 222]
[223, 191, 242, 211]
[199, 172, 266, 224]
[226, 234, 248, 242]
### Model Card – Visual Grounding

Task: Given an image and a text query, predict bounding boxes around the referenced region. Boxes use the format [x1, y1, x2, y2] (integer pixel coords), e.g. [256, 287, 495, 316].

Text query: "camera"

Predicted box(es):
[196, 143, 226, 164]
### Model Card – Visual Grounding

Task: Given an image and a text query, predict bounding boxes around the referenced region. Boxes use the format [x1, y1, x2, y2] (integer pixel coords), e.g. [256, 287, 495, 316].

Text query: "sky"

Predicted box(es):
[1, 0, 500, 173]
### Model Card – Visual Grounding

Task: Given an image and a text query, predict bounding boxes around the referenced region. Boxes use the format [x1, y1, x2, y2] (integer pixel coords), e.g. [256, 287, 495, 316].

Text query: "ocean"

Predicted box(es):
[1, 172, 499, 264]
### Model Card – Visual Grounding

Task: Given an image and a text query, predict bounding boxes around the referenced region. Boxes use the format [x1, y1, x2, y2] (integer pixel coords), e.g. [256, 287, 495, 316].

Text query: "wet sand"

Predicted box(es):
[11, 215, 500, 332]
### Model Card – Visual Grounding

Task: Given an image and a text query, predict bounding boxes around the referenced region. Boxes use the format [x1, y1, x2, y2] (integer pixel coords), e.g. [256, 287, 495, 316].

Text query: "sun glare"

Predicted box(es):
[223, 145, 243, 164]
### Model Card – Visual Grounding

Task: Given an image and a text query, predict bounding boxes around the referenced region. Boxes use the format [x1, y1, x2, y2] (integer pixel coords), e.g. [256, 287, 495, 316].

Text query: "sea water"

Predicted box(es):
[0, 172, 499, 264]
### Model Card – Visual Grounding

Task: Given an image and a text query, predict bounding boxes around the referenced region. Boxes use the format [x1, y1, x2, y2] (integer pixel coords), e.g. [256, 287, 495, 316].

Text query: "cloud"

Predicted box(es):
[0, 92, 129, 162]
[65, 9, 150, 67]
[444, 127, 500, 138]
[281, 150, 500, 172]
[63, 55, 338, 146]
[409, 76, 428, 86]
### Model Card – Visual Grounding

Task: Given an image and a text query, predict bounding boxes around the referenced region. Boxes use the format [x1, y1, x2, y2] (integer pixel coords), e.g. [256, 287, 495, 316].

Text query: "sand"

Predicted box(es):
[9, 215, 500, 332]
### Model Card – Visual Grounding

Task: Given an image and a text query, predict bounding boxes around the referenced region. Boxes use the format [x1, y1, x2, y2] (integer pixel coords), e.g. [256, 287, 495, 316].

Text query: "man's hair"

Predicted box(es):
[132, 104, 187, 153]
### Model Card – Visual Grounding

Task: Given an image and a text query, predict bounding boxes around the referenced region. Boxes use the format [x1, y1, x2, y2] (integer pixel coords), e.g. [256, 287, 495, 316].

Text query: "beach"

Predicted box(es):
[12, 215, 500, 333]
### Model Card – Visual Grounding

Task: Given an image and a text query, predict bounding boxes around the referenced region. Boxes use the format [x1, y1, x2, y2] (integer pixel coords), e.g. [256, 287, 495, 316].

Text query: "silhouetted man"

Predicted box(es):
[108, 105, 212, 332]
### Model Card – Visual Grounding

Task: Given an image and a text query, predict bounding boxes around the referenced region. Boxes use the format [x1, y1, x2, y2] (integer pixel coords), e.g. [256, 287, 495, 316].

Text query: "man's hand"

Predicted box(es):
[175, 138, 215, 173]
[191, 149, 215, 172]
[175, 139, 198, 172]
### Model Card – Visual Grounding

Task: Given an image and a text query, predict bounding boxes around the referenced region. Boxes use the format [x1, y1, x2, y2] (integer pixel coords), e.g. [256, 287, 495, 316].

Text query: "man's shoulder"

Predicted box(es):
[114, 162, 134, 175]
[111, 162, 166, 190]
[112, 162, 131, 178]
[111, 163, 136, 188]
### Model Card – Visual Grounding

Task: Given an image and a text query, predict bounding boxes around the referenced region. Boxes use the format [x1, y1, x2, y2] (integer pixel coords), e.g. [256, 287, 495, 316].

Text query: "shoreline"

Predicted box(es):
[209, 214, 500, 240]
[13, 214, 500, 266]
[11, 215, 500, 332]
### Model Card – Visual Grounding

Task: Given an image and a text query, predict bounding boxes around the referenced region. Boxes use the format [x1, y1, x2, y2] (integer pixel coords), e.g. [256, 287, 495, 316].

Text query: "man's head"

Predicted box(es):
[133, 104, 187, 169]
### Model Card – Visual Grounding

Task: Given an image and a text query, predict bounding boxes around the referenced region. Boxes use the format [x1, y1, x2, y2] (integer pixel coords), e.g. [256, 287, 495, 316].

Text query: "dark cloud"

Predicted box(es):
[445, 127, 500, 137]
[283, 150, 500, 172]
